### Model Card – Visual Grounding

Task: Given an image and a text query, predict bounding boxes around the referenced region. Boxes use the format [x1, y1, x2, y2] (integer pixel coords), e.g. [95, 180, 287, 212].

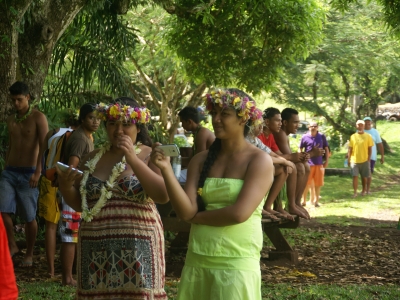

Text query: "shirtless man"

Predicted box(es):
[270, 108, 326, 219]
[178, 106, 215, 156]
[0, 81, 48, 267]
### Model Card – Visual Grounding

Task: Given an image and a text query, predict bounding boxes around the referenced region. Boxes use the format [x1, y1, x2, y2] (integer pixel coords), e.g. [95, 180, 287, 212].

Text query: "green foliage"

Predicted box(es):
[148, 121, 170, 144]
[47, 3, 138, 105]
[174, 135, 190, 147]
[331, 0, 400, 38]
[273, 0, 400, 141]
[166, 0, 324, 92]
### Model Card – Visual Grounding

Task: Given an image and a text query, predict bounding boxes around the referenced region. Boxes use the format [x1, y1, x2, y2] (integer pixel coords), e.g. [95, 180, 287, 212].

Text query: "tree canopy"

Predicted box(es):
[272, 0, 400, 145]
[0, 0, 325, 122]
[166, 0, 324, 92]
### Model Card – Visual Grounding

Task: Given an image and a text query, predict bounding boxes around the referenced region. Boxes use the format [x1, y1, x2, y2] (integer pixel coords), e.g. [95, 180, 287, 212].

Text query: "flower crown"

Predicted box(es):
[95, 103, 151, 124]
[203, 89, 263, 128]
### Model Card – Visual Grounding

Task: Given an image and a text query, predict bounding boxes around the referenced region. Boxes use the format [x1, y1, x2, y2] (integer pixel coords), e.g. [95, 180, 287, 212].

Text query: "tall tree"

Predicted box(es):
[49, 5, 206, 142]
[0, 0, 87, 120]
[273, 1, 400, 142]
[0, 0, 325, 121]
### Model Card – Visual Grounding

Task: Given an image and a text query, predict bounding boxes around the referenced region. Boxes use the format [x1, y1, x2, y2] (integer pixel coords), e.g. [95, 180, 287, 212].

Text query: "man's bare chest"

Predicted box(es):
[9, 121, 37, 141]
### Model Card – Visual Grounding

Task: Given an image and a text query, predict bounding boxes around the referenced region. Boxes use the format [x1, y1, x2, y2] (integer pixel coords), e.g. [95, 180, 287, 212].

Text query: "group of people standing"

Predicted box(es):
[0, 81, 384, 300]
[347, 118, 384, 197]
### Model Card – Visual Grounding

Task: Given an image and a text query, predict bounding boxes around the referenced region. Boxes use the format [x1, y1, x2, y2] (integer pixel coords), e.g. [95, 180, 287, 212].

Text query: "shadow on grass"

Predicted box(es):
[303, 215, 399, 230]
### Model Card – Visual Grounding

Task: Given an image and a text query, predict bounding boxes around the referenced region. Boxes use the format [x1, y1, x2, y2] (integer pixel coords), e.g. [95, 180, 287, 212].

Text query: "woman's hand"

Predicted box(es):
[116, 134, 138, 160]
[55, 165, 82, 190]
[150, 143, 172, 172]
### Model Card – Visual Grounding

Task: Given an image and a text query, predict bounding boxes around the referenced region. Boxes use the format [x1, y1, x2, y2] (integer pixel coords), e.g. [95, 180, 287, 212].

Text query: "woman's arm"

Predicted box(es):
[151, 146, 204, 221]
[269, 151, 295, 170]
[190, 151, 273, 226]
[125, 144, 169, 204]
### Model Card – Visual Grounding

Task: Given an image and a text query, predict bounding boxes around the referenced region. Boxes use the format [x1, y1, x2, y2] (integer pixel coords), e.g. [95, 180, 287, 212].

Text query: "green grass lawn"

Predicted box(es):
[18, 122, 400, 299]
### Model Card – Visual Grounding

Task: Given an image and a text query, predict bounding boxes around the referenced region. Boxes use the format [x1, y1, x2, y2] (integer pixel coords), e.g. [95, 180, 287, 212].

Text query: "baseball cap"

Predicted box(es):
[363, 116, 372, 121]
[356, 120, 365, 125]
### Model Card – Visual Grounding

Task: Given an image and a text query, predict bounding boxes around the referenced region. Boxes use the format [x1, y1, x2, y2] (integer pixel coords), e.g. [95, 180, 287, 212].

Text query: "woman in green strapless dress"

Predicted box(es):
[152, 89, 274, 300]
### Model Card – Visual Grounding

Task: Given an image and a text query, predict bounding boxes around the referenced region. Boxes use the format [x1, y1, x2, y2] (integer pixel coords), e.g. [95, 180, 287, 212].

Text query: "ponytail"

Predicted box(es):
[196, 138, 221, 211]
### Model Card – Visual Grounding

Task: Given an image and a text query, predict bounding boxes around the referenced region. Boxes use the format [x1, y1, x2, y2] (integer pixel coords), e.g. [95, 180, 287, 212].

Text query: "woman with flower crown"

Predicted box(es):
[151, 88, 274, 299]
[56, 97, 169, 299]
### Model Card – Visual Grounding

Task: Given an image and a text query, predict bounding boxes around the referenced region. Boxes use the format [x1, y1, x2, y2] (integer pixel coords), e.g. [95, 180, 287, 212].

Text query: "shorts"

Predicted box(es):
[370, 160, 376, 174]
[307, 165, 325, 187]
[351, 161, 370, 178]
[38, 176, 60, 224]
[0, 167, 38, 222]
[59, 195, 81, 243]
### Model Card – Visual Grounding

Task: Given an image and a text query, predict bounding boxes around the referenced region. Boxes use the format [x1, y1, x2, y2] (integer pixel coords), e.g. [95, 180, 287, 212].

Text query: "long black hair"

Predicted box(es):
[110, 97, 152, 147]
[196, 138, 221, 211]
[196, 88, 254, 211]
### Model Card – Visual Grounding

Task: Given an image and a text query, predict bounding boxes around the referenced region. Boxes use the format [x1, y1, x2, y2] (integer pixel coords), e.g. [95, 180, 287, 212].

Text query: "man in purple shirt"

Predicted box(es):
[299, 122, 329, 207]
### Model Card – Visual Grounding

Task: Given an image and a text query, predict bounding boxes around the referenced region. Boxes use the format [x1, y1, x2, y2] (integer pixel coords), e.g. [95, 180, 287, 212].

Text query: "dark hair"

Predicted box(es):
[281, 108, 299, 122]
[226, 88, 255, 101]
[111, 97, 153, 147]
[196, 138, 221, 211]
[178, 106, 200, 124]
[79, 103, 95, 123]
[9, 81, 31, 98]
[61, 108, 80, 128]
[263, 107, 280, 120]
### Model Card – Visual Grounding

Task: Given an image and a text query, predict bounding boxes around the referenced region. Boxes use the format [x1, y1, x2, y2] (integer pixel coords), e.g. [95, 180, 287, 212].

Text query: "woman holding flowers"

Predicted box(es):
[57, 97, 169, 299]
[151, 89, 274, 300]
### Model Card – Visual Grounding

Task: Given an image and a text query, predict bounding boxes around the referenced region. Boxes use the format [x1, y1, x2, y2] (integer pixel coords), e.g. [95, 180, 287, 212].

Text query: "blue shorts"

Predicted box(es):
[0, 167, 39, 222]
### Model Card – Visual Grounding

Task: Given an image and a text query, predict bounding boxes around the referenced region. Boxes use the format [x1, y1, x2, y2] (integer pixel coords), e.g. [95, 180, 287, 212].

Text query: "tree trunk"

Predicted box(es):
[0, 0, 87, 122]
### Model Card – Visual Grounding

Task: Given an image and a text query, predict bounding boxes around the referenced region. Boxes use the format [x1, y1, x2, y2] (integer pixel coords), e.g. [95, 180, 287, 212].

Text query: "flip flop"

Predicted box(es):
[18, 261, 33, 268]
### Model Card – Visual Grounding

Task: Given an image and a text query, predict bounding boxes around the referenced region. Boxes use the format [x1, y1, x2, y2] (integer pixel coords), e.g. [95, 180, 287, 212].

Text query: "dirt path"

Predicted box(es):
[261, 218, 400, 285]
[13, 218, 400, 287]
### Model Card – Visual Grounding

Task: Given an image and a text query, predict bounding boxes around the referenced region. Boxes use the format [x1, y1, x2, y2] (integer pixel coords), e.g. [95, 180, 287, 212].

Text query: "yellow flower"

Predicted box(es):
[130, 111, 138, 119]
[233, 97, 241, 105]
[110, 105, 120, 118]
[197, 188, 203, 196]
[123, 105, 129, 113]
[141, 113, 146, 123]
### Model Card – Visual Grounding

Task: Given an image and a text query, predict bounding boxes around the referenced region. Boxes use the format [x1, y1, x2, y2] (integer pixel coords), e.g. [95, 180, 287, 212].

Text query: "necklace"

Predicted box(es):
[15, 105, 33, 123]
[80, 142, 141, 222]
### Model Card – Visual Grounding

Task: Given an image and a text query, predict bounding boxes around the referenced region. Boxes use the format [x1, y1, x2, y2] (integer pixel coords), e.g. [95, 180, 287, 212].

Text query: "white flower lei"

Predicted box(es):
[80, 142, 141, 222]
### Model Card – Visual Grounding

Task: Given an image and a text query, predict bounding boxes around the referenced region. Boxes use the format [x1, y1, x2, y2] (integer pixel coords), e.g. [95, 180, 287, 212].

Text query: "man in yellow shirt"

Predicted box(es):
[348, 120, 374, 197]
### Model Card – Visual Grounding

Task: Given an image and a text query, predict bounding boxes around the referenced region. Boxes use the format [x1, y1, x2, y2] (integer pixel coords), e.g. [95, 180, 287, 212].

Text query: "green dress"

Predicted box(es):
[177, 178, 265, 300]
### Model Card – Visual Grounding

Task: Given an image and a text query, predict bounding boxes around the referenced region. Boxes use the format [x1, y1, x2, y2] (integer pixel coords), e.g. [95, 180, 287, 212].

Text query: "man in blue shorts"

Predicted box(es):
[348, 120, 374, 197]
[0, 81, 48, 267]
[363, 116, 384, 194]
